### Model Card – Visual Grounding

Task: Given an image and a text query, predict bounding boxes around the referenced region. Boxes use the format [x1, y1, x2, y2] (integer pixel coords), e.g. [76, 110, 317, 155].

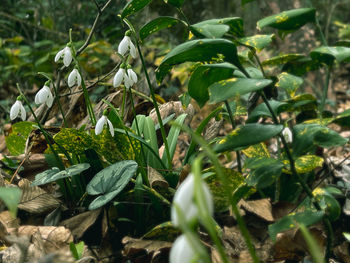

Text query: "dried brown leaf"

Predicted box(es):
[239, 198, 274, 222]
[148, 167, 169, 189]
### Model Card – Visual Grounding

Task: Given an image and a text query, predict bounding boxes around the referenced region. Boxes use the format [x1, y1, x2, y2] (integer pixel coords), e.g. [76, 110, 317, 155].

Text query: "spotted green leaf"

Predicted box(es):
[142, 221, 180, 241]
[294, 155, 324, 174]
[268, 210, 324, 241]
[87, 160, 138, 210]
[262, 53, 305, 67]
[156, 39, 243, 83]
[257, 8, 316, 32]
[5, 121, 35, 155]
[188, 63, 237, 107]
[0, 187, 22, 217]
[287, 93, 317, 111]
[209, 78, 272, 103]
[239, 34, 275, 52]
[334, 109, 350, 127]
[163, 0, 185, 8]
[140, 17, 182, 40]
[121, 0, 152, 18]
[313, 187, 341, 221]
[205, 168, 244, 212]
[191, 17, 244, 38]
[310, 46, 350, 65]
[247, 99, 289, 123]
[283, 57, 322, 76]
[214, 124, 284, 153]
[314, 128, 348, 148]
[276, 72, 303, 97]
[242, 143, 270, 158]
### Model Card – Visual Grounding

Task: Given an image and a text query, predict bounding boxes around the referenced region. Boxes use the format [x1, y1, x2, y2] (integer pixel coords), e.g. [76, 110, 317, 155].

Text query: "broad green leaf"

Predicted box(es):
[188, 63, 237, 107]
[214, 124, 283, 153]
[247, 100, 288, 123]
[292, 124, 322, 156]
[209, 78, 272, 103]
[303, 118, 334, 126]
[0, 187, 22, 217]
[233, 67, 264, 79]
[5, 121, 35, 155]
[53, 128, 96, 155]
[164, 0, 185, 8]
[282, 57, 322, 76]
[142, 221, 180, 241]
[140, 17, 182, 40]
[31, 163, 91, 186]
[242, 143, 270, 158]
[287, 93, 317, 111]
[190, 17, 244, 38]
[121, 0, 152, 18]
[242, 0, 256, 5]
[239, 34, 275, 52]
[162, 114, 187, 166]
[156, 39, 242, 83]
[313, 187, 341, 221]
[314, 128, 348, 148]
[262, 54, 305, 67]
[310, 46, 350, 65]
[205, 168, 244, 212]
[245, 157, 284, 188]
[283, 155, 324, 174]
[87, 160, 138, 210]
[334, 109, 350, 127]
[257, 8, 316, 32]
[276, 72, 303, 97]
[268, 210, 324, 241]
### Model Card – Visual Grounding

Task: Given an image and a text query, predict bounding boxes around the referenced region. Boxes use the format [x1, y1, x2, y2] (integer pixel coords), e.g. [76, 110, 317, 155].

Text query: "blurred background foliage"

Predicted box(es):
[1, 0, 350, 121]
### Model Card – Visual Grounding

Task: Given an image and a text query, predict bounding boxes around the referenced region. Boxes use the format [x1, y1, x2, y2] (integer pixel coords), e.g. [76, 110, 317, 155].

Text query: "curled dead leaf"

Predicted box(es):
[239, 198, 274, 222]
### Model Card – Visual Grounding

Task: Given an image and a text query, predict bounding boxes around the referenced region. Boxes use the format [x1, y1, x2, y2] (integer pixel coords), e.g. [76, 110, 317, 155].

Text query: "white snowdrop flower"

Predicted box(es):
[68, 69, 82, 87]
[127, 68, 138, 84]
[170, 235, 199, 263]
[54, 46, 72, 67]
[171, 173, 213, 227]
[10, 100, 26, 121]
[118, 34, 137, 59]
[282, 127, 293, 143]
[95, 115, 114, 137]
[35, 85, 54, 107]
[123, 73, 133, 89]
[113, 68, 126, 87]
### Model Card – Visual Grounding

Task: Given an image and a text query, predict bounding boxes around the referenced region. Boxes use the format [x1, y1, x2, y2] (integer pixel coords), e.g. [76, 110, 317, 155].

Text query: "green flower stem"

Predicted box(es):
[69, 29, 96, 126]
[224, 100, 242, 173]
[124, 20, 172, 170]
[259, 91, 334, 259]
[175, 123, 259, 263]
[193, 156, 229, 263]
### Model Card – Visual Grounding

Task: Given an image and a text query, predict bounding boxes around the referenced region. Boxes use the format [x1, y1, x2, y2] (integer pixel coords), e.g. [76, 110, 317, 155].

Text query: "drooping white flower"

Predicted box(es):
[95, 115, 114, 137]
[118, 35, 137, 59]
[10, 100, 26, 121]
[127, 68, 138, 84]
[113, 68, 126, 87]
[282, 127, 293, 143]
[171, 173, 213, 227]
[68, 69, 82, 87]
[35, 85, 54, 107]
[54, 46, 72, 67]
[170, 235, 199, 263]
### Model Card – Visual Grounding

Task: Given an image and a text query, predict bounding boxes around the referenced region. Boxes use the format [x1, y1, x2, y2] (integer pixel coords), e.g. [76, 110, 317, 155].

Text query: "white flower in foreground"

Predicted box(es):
[54, 46, 72, 67]
[113, 67, 137, 88]
[282, 127, 293, 143]
[68, 69, 82, 87]
[113, 68, 126, 87]
[118, 35, 137, 59]
[95, 115, 114, 137]
[170, 235, 199, 263]
[127, 68, 138, 84]
[171, 173, 213, 227]
[35, 85, 54, 107]
[10, 100, 26, 121]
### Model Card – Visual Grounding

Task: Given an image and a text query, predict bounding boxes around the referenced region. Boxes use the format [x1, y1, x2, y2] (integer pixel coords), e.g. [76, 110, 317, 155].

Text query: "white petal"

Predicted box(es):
[10, 101, 20, 120]
[38, 86, 50, 104]
[54, 49, 64, 62]
[123, 74, 132, 88]
[63, 47, 72, 67]
[127, 69, 138, 83]
[129, 42, 137, 59]
[95, 116, 107, 135]
[35, 90, 41, 104]
[19, 103, 26, 121]
[46, 90, 54, 108]
[169, 235, 196, 263]
[118, 36, 129, 56]
[68, 69, 77, 87]
[76, 70, 82, 87]
[282, 127, 293, 143]
[107, 119, 114, 137]
[113, 68, 125, 87]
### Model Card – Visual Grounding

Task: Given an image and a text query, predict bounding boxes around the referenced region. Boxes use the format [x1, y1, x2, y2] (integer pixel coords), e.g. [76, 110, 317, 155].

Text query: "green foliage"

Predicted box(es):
[70, 241, 85, 260]
[87, 160, 138, 210]
[310, 46, 350, 65]
[5, 121, 34, 155]
[121, 0, 153, 18]
[140, 17, 183, 40]
[190, 18, 244, 38]
[0, 187, 22, 217]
